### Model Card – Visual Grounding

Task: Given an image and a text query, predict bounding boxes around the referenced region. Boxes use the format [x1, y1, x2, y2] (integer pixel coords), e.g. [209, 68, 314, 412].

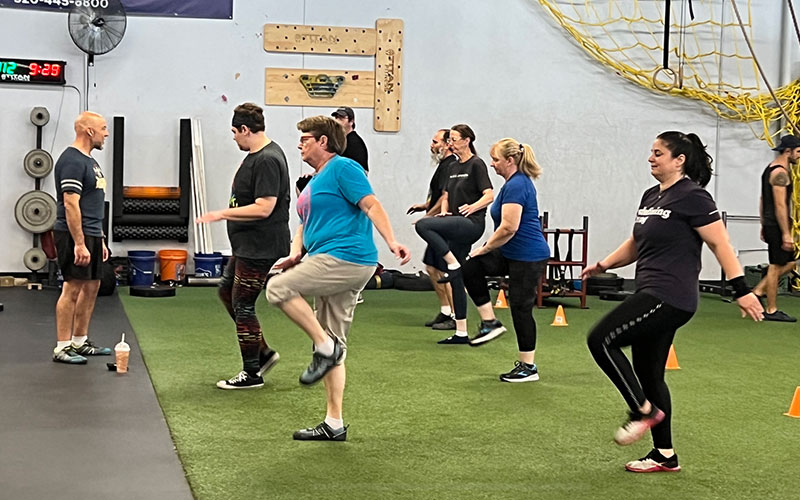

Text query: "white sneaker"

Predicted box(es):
[614, 408, 665, 445]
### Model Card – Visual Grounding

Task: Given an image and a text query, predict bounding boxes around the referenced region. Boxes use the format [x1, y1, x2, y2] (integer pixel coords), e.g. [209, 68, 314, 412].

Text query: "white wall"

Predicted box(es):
[0, 0, 794, 277]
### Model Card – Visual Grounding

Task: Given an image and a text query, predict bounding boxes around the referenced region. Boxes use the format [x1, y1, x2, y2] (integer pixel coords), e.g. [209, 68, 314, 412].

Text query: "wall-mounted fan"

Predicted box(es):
[68, 0, 127, 63]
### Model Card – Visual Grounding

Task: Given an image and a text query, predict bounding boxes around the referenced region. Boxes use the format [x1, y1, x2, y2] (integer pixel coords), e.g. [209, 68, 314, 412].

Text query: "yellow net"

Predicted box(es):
[536, 0, 800, 146]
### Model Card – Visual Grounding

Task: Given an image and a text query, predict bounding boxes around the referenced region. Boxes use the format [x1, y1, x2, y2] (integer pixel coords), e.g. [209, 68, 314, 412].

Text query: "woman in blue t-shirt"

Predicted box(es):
[581, 131, 763, 473]
[462, 138, 551, 382]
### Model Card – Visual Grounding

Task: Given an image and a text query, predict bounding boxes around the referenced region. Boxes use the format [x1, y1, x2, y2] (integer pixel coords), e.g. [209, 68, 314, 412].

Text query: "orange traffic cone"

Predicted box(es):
[550, 305, 568, 326]
[665, 344, 680, 370]
[494, 289, 508, 309]
[784, 386, 800, 418]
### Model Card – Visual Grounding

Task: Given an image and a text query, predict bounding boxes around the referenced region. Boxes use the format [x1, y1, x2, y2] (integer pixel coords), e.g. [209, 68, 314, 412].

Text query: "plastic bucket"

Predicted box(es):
[194, 252, 223, 278]
[128, 250, 156, 287]
[159, 249, 188, 282]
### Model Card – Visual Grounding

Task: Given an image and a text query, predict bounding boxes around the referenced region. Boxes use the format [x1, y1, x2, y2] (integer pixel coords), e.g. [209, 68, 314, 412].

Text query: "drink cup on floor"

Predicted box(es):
[115, 333, 130, 373]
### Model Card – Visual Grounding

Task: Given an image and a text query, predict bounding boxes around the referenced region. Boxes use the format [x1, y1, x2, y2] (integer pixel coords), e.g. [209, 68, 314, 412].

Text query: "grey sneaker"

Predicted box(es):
[431, 317, 456, 330]
[293, 421, 348, 441]
[53, 345, 88, 364]
[763, 310, 797, 322]
[299, 338, 343, 385]
[73, 339, 112, 356]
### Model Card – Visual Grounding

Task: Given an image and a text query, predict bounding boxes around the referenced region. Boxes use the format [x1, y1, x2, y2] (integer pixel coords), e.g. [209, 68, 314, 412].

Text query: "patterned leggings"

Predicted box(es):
[218, 256, 276, 374]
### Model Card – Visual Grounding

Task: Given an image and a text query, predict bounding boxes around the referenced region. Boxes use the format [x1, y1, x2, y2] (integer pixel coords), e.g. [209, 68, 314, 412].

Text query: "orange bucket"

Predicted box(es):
[158, 249, 188, 282]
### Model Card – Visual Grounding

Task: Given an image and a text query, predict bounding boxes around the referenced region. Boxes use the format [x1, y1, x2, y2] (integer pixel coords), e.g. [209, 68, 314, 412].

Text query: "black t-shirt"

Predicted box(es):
[633, 177, 720, 312]
[443, 155, 493, 221]
[226, 141, 291, 259]
[54, 146, 106, 237]
[343, 130, 369, 172]
[427, 155, 457, 211]
[760, 164, 792, 227]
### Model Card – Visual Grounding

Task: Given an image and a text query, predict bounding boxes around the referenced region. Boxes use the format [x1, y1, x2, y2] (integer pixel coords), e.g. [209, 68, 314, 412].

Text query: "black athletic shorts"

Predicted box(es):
[762, 225, 796, 266]
[54, 230, 104, 281]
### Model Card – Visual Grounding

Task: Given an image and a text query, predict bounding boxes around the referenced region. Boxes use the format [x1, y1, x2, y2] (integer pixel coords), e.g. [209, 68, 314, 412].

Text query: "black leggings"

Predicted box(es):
[463, 250, 547, 351]
[415, 215, 484, 321]
[586, 292, 693, 449]
[218, 256, 276, 374]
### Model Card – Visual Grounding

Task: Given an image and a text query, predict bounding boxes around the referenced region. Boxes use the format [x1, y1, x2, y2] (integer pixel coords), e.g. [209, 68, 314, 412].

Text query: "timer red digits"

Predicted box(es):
[51, 64, 61, 77]
[29, 62, 40, 76]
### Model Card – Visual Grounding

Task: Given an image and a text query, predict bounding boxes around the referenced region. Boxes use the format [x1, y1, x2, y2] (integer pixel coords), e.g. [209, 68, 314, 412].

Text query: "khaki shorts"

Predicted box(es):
[266, 254, 375, 352]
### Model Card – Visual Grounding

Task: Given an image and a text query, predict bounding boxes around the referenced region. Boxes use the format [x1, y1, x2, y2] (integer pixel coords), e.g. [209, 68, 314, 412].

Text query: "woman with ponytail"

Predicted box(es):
[461, 138, 551, 383]
[415, 124, 494, 344]
[581, 131, 763, 473]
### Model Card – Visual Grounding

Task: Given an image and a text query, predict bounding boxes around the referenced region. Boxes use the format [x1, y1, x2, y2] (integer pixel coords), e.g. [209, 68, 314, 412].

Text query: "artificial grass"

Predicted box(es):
[120, 288, 800, 500]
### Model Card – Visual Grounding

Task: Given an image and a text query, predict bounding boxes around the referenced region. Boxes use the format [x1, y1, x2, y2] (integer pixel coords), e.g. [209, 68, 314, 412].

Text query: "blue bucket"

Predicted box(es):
[194, 252, 223, 278]
[128, 250, 156, 287]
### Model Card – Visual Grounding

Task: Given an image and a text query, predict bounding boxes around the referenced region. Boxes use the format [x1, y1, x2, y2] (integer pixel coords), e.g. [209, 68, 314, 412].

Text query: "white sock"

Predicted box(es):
[454, 330, 468, 337]
[440, 306, 452, 316]
[315, 337, 335, 357]
[447, 262, 461, 271]
[325, 415, 344, 430]
[71, 335, 87, 347]
[55, 340, 71, 353]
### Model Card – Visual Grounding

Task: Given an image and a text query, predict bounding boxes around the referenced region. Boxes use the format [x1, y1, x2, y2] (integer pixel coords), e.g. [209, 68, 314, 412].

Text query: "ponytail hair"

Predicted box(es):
[657, 131, 713, 187]
[492, 138, 542, 179]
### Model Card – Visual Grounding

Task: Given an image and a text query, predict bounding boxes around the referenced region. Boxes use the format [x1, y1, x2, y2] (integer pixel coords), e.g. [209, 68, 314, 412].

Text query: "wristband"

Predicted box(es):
[729, 276, 750, 299]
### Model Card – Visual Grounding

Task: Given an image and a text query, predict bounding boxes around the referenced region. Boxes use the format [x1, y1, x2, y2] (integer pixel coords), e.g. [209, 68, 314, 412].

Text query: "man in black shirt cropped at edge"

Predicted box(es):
[752, 135, 800, 322]
[407, 129, 458, 330]
[197, 103, 291, 389]
[331, 106, 369, 173]
[52, 111, 113, 364]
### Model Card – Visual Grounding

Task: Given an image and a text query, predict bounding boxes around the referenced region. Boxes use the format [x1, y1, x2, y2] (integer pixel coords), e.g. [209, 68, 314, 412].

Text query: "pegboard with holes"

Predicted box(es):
[264, 18, 403, 132]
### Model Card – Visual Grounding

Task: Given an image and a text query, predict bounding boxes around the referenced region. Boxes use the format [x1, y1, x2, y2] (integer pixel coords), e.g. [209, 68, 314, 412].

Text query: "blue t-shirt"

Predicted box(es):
[296, 155, 377, 265]
[489, 172, 550, 262]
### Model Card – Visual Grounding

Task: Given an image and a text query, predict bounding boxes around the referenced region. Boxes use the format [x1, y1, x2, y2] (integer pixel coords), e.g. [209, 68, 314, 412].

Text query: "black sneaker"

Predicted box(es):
[763, 310, 797, 322]
[53, 345, 88, 364]
[73, 339, 112, 356]
[299, 338, 343, 385]
[437, 268, 462, 284]
[257, 349, 280, 377]
[437, 334, 469, 345]
[625, 448, 681, 473]
[499, 361, 539, 382]
[425, 312, 451, 327]
[293, 421, 348, 441]
[216, 370, 264, 390]
[469, 319, 507, 346]
[431, 317, 456, 330]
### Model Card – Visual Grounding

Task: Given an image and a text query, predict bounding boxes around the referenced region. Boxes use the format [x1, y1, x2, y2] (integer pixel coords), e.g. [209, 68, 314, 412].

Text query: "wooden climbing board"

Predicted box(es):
[265, 68, 375, 108]
[264, 19, 403, 132]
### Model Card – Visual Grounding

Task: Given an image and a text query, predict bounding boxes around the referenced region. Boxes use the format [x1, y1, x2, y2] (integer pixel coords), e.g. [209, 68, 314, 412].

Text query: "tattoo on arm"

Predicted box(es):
[771, 171, 791, 187]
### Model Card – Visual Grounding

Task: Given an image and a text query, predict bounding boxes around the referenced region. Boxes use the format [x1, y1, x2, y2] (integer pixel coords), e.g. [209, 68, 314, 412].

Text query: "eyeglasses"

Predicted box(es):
[446, 136, 463, 144]
[299, 134, 317, 144]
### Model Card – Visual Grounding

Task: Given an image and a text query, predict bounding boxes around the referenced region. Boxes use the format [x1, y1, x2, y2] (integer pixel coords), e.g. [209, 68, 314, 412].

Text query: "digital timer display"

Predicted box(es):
[0, 58, 67, 85]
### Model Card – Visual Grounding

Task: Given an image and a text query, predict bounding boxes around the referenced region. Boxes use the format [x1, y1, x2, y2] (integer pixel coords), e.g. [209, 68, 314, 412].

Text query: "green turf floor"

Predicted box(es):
[120, 289, 800, 500]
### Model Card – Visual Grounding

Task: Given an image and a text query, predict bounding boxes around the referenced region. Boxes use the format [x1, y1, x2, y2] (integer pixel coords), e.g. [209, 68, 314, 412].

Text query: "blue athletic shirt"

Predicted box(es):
[296, 155, 377, 265]
[489, 172, 550, 262]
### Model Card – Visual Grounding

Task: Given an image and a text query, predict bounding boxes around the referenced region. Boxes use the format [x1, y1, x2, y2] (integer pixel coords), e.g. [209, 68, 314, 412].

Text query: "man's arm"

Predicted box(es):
[63, 192, 91, 266]
[770, 168, 793, 250]
[196, 197, 277, 223]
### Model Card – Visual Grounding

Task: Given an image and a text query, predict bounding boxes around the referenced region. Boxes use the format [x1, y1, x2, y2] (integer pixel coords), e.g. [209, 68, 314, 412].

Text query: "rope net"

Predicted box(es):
[536, 0, 800, 146]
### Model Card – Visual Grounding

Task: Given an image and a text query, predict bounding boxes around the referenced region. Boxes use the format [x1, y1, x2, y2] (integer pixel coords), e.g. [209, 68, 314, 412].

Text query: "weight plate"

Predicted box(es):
[23, 247, 48, 271]
[23, 149, 54, 179]
[14, 191, 57, 233]
[30, 107, 50, 126]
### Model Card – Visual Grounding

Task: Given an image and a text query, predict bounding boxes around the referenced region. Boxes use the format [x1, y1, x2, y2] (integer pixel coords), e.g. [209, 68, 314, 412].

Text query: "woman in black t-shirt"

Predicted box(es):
[581, 131, 763, 473]
[415, 124, 494, 344]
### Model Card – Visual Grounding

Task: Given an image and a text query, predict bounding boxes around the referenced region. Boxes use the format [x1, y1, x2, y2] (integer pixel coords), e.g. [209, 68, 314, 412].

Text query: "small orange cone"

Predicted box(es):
[784, 387, 800, 418]
[665, 344, 681, 370]
[494, 289, 508, 309]
[550, 305, 568, 326]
